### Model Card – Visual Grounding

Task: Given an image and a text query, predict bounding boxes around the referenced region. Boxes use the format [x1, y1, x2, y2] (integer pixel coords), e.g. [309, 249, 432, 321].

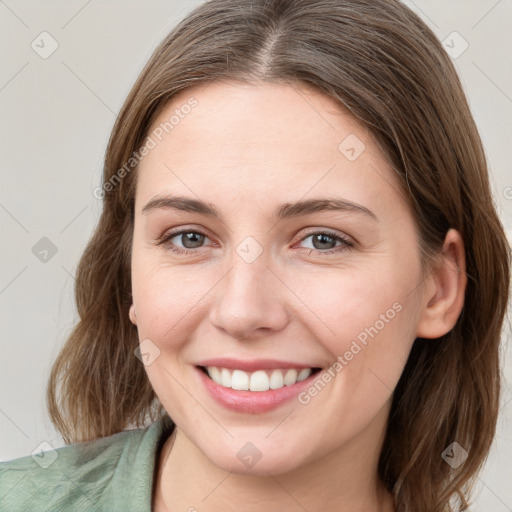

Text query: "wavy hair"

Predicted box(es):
[46, 1, 510, 510]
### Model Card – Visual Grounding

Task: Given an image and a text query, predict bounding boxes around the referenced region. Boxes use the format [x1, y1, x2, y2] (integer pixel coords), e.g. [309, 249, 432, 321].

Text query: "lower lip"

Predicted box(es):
[195, 366, 320, 413]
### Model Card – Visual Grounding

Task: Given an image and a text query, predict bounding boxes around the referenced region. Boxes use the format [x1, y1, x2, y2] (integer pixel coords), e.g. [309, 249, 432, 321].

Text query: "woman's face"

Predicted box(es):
[130, 81, 428, 474]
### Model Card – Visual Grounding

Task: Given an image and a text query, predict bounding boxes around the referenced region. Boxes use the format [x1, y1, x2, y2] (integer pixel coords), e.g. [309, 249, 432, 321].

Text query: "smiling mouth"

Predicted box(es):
[197, 365, 322, 392]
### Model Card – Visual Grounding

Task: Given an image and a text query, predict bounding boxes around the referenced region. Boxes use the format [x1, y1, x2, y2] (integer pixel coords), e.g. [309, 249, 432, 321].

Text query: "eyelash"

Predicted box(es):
[156, 228, 354, 256]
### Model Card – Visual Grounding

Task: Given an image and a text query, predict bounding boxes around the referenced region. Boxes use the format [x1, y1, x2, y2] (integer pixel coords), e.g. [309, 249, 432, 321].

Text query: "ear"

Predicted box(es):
[415, 228, 467, 339]
[129, 304, 137, 326]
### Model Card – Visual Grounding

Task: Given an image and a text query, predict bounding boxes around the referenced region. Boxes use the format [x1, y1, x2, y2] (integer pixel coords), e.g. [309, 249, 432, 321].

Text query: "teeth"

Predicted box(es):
[269, 370, 284, 389]
[250, 370, 269, 392]
[297, 368, 312, 381]
[283, 369, 298, 386]
[220, 368, 231, 388]
[232, 369, 249, 390]
[205, 366, 313, 391]
[208, 366, 221, 384]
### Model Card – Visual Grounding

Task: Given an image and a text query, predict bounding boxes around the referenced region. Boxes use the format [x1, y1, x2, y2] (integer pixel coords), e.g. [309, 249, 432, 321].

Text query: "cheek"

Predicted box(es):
[292, 257, 420, 402]
[291, 262, 416, 351]
[130, 257, 213, 417]
[131, 252, 215, 347]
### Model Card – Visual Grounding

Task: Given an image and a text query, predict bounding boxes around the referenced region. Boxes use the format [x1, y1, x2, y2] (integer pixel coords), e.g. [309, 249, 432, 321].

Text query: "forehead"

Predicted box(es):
[145, 80, 367, 160]
[135, 81, 404, 216]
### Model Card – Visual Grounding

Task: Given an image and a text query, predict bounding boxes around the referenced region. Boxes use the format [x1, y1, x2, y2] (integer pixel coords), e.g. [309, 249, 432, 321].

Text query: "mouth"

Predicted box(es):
[197, 365, 323, 392]
[195, 362, 324, 413]
[193, 357, 327, 413]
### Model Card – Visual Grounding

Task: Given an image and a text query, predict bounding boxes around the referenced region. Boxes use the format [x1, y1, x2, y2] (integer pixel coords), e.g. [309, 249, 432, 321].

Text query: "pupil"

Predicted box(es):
[183, 232, 203, 249]
[314, 234, 334, 250]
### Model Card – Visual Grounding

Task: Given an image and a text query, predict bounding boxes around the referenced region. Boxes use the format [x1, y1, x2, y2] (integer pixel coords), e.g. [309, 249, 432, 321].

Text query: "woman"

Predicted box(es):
[1, 0, 509, 511]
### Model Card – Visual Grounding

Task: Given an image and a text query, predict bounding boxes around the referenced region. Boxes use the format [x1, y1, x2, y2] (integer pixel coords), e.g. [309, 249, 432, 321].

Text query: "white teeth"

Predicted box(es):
[297, 368, 312, 381]
[249, 370, 269, 391]
[269, 370, 284, 389]
[220, 368, 231, 388]
[231, 369, 249, 390]
[204, 366, 314, 391]
[283, 369, 298, 386]
[207, 366, 221, 384]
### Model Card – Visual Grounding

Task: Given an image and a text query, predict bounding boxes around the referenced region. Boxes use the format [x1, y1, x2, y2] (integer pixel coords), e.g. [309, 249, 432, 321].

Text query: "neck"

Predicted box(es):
[153, 408, 395, 512]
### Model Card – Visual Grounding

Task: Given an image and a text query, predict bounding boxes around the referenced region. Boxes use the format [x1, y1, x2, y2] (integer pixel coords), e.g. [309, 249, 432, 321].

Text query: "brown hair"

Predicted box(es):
[46, 0, 510, 510]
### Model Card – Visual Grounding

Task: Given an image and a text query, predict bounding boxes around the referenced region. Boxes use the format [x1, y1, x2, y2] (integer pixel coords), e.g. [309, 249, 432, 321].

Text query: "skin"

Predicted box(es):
[128, 81, 467, 512]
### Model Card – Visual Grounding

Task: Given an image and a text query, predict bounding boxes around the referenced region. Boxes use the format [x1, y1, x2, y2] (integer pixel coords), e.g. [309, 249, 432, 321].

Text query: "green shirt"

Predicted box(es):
[0, 415, 175, 511]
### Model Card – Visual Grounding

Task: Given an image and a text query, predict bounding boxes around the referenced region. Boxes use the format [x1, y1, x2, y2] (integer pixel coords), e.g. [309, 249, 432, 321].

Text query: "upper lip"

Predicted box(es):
[195, 358, 320, 372]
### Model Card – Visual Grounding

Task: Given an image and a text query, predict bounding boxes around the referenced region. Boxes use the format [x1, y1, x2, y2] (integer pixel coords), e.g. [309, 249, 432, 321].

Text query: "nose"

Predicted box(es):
[208, 250, 289, 340]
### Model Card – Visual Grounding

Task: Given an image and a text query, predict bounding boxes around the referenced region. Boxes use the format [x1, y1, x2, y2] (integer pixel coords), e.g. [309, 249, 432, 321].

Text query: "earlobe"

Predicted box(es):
[129, 304, 137, 325]
[415, 229, 467, 339]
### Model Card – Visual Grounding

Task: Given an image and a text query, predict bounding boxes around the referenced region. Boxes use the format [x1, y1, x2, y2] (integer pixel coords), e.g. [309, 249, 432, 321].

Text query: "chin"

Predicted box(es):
[216, 454, 303, 477]
[199, 437, 307, 476]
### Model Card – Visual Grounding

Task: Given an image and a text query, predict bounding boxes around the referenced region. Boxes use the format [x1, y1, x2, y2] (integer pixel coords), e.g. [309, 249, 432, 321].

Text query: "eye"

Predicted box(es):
[156, 229, 213, 255]
[296, 230, 354, 255]
[156, 228, 354, 256]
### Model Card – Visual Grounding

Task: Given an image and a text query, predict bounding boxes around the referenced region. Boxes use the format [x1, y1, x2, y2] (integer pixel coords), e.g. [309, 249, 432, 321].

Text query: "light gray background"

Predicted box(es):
[1, 1, 511, 510]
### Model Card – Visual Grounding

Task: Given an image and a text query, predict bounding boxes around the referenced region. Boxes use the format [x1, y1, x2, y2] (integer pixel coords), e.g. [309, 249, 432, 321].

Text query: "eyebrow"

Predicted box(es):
[142, 195, 378, 221]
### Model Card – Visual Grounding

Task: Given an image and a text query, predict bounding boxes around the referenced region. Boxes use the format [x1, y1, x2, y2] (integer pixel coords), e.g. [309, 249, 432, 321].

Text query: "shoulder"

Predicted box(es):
[0, 415, 174, 512]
